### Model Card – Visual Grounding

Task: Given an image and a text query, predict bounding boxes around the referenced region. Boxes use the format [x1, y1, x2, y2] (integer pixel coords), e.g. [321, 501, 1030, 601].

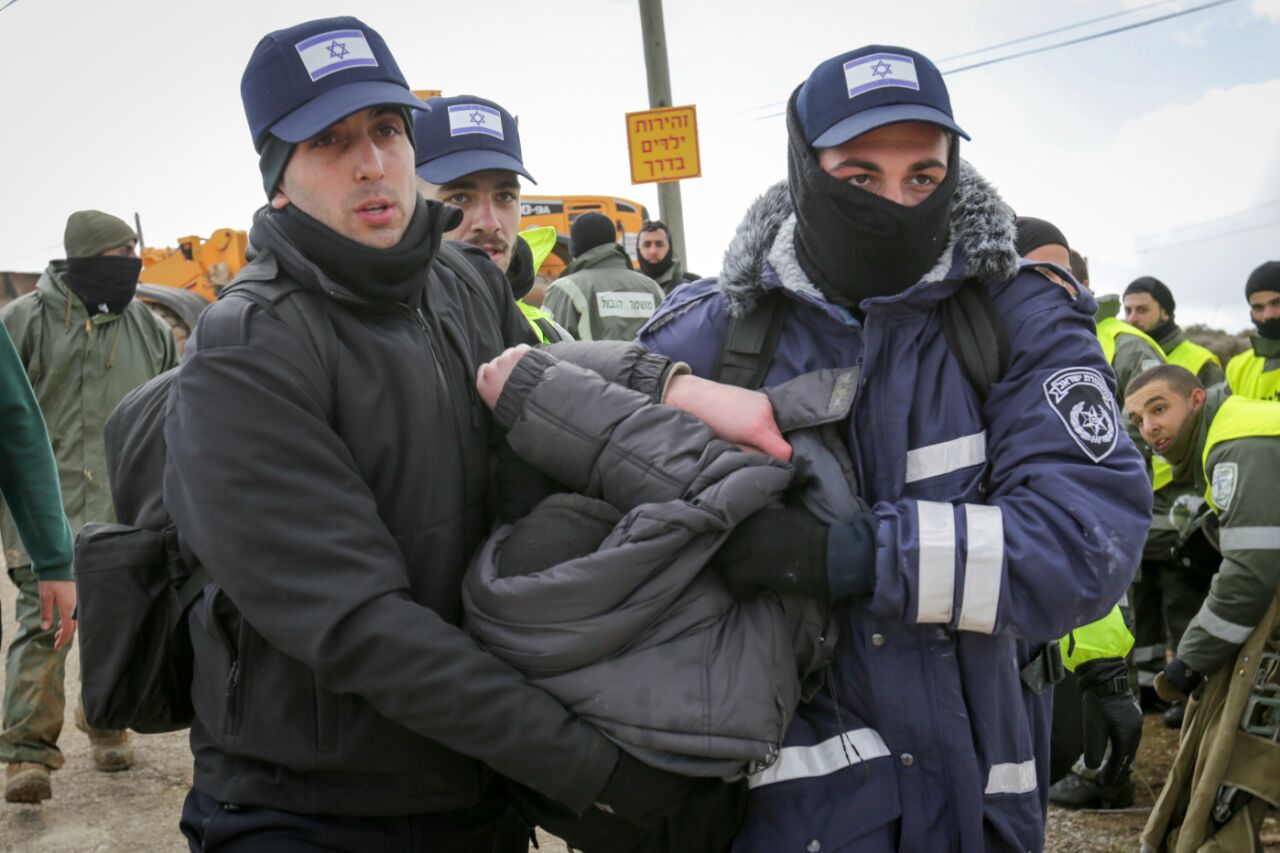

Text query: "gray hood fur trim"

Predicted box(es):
[719, 160, 1019, 317]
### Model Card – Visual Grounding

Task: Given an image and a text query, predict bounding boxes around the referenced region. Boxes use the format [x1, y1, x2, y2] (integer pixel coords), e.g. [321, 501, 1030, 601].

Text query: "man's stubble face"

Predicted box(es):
[273, 108, 417, 249]
[419, 170, 521, 272]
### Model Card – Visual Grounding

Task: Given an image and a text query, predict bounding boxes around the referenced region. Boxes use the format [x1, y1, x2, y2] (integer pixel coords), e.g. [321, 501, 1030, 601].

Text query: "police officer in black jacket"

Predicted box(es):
[166, 16, 781, 853]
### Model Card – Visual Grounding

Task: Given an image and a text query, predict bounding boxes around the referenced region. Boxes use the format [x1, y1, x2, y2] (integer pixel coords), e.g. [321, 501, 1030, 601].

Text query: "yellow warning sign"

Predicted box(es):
[412, 89, 442, 101]
[625, 105, 701, 184]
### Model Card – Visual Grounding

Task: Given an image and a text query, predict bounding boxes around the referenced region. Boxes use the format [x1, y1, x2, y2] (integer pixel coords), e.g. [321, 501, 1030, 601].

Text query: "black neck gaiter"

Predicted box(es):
[269, 195, 444, 305]
[506, 236, 535, 301]
[63, 256, 142, 316]
[787, 91, 960, 308]
[638, 251, 674, 280]
[1149, 317, 1178, 346]
[1255, 316, 1280, 340]
[1163, 398, 1207, 487]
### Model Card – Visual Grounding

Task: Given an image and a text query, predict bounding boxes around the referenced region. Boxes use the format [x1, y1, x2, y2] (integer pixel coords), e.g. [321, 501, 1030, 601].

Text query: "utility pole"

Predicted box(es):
[637, 0, 686, 264]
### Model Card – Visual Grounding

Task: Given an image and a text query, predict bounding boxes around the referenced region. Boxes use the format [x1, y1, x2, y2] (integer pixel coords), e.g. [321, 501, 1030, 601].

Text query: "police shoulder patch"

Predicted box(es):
[1042, 367, 1120, 463]
[1211, 462, 1238, 511]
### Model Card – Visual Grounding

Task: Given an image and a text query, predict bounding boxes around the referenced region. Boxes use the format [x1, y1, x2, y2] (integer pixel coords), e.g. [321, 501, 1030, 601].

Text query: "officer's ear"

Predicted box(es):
[1189, 387, 1207, 409]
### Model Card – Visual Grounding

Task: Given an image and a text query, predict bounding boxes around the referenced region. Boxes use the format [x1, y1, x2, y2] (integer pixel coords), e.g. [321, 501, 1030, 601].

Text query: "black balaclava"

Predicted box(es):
[267, 194, 454, 305]
[506, 235, 535, 301]
[637, 228, 674, 279]
[1246, 261, 1280, 340]
[62, 256, 142, 316]
[258, 106, 416, 200]
[787, 89, 959, 309]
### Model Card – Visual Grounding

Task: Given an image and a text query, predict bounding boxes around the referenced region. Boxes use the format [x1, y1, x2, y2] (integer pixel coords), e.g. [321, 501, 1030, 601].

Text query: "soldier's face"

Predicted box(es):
[420, 170, 521, 272]
[272, 108, 417, 250]
[1249, 290, 1280, 324]
[638, 230, 670, 265]
[817, 122, 949, 207]
[1123, 292, 1168, 332]
[1125, 380, 1205, 455]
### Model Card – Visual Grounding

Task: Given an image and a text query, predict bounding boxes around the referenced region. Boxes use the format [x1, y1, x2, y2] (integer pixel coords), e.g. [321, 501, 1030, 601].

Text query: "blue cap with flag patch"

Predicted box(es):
[797, 45, 968, 149]
[241, 16, 427, 151]
[413, 95, 536, 185]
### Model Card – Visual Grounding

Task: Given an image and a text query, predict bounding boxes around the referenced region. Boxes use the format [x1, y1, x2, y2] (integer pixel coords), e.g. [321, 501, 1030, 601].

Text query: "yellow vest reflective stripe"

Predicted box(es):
[1225, 349, 1280, 402]
[1165, 339, 1220, 377]
[519, 301, 554, 344]
[1152, 455, 1173, 491]
[1201, 395, 1280, 511]
[1096, 316, 1161, 365]
[1059, 604, 1134, 672]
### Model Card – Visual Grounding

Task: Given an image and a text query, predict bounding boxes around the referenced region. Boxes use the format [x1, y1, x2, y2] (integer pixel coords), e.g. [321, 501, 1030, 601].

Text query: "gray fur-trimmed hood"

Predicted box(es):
[718, 160, 1019, 316]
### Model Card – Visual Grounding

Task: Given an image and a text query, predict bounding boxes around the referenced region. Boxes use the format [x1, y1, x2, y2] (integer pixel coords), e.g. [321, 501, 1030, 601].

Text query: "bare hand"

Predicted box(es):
[39, 580, 77, 651]
[476, 345, 532, 410]
[663, 373, 791, 461]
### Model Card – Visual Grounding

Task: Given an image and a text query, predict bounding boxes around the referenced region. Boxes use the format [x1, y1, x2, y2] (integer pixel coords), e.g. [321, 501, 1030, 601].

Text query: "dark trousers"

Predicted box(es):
[1132, 558, 1213, 686]
[180, 786, 529, 853]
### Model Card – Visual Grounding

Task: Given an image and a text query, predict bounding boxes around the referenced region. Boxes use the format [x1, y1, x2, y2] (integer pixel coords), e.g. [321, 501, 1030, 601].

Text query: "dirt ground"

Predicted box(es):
[0, 564, 1272, 852]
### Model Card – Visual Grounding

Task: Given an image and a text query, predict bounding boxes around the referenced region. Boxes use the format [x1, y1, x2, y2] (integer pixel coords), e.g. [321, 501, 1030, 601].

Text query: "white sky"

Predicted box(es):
[1, 0, 1276, 332]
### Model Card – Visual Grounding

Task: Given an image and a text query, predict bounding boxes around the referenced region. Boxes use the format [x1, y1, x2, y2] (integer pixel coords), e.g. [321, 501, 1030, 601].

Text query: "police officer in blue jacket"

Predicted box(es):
[638, 45, 1152, 852]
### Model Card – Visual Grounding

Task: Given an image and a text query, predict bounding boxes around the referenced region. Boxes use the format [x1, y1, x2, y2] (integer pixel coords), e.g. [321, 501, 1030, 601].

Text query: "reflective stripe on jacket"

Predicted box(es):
[637, 166, 1151, 853]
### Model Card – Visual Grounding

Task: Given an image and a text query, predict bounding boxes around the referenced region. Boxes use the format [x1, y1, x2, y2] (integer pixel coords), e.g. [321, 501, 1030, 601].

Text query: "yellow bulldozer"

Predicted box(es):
[135, 194, 651, 347]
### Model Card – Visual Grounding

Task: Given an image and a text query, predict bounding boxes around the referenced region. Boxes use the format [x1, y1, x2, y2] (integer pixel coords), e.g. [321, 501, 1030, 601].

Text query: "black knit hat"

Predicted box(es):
[570, 212, 617, 258]
[1124, 276, 1175, 317]
[1245, 261, 1280, 299]
[1014, 216, 1069, 256]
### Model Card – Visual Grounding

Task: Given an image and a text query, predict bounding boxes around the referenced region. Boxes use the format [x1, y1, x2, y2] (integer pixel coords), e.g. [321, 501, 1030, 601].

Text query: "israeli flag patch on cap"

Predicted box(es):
[295, 29, 378, 82]
[843, 52, 920, 98]
[448, 104, 504, 139]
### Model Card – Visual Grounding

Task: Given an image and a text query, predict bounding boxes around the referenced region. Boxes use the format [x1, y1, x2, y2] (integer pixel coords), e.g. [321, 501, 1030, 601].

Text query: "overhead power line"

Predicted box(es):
[1136, 198, 1280, 242]
[0, 0, 21, 13]
[944, 0, 1237, 74]
[1137, 218, 1280, 252]
[939, 0, 1187, 61]
[747, 0, 1238, 118]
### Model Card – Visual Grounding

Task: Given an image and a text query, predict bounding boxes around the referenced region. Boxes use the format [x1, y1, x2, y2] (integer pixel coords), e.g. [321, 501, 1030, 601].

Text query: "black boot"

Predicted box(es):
[1162, 700, 1186, 729]
[1048, 770, 1135, 809]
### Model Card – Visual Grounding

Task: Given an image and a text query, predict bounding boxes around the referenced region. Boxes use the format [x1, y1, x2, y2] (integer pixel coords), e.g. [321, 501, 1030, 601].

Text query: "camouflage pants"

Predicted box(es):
[0, 562, 129, 770]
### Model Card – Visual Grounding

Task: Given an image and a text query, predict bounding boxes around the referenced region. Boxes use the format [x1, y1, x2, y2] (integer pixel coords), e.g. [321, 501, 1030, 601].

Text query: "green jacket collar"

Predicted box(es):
[1250, 334, 1280, 359]
[1183, 384, 1231, 492]
[1155, 323, 1186, 354]
[564, 243, 631, 275]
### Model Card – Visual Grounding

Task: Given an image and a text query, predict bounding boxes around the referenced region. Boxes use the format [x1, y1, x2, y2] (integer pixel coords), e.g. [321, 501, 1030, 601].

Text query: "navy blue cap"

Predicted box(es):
[797, 45, 968, 149]
[413, 95, 536, 185]
[241, 16, 427, 150]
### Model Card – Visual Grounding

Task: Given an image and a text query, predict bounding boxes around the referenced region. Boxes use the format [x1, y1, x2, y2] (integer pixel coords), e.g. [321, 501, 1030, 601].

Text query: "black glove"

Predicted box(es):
[1156, 657, 1203, 702]
[709, 507, 877, 601]
[1076, 657, 1143, 786]
[593, 750, 693, 828]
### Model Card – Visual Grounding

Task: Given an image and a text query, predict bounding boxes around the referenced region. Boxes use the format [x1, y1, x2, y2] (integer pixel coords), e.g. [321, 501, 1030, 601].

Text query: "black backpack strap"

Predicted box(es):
[712, 290, 792, 390]
[940, 278, 1009, 402]
[435, 241, 504, 331]
[225, 280, 338, 397]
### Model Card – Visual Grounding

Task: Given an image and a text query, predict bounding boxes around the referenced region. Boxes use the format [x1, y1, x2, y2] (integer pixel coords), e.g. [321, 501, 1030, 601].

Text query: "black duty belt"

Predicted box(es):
[1020, 642, 1066, 695]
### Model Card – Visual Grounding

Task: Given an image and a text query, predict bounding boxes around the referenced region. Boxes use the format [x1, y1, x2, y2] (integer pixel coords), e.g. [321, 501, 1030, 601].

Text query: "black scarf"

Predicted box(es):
[638, 251, 674, 280]
[1162, 398, 1207, 488]
[63, 256, 141, 316]
[269, 195, 449, 305]
[1148, 317, 1178, 345]
[786, 90, 959, 308]
[1255, 316, 1280, 341]
[506, 236, 535, 301]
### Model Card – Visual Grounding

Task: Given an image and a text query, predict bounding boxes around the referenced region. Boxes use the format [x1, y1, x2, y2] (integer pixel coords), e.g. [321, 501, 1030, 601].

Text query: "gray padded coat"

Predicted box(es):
[464, 349, 862, 777]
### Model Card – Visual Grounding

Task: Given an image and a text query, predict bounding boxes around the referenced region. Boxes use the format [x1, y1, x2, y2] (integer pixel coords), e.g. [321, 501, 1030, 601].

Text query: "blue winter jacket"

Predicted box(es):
[636, 163, 1152, 853]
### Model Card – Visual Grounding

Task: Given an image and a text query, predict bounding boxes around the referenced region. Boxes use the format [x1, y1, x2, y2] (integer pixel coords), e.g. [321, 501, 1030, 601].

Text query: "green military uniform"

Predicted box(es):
[1096, 296, 1172, 685]
[1144, 322, 1224, 677]
[1225, 334, 1280, 402]
[543, 243, 666, 342]
[1142, 390, 1280, 851]
[647, 255, 698, 297]
[0, 263, 176, 769]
